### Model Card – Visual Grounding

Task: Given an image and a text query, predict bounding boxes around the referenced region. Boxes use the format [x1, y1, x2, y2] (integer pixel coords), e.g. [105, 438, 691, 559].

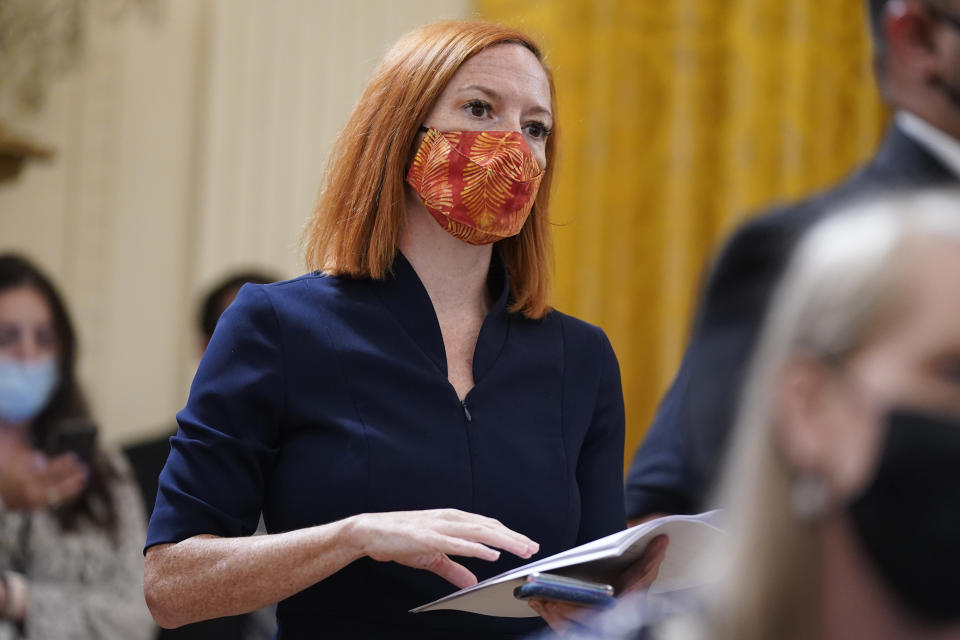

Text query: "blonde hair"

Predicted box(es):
[301, 20, 558, 319]
[703, 190, 960, 640]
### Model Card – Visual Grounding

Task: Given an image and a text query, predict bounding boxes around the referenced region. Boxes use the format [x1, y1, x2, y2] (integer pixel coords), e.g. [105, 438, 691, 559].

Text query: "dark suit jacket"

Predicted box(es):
[624, 124, 958, 518]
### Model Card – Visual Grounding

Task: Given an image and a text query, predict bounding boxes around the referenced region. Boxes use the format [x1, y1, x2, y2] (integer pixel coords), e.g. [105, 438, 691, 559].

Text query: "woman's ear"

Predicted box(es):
[774, 355, 834, 474]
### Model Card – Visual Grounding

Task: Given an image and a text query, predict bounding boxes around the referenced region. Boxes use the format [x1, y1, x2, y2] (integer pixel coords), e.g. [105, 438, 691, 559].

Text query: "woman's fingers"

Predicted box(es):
[51, 467, 89, 505]
[528, 598, 580, 632]
[436, 510, 539, 552]
[543, 600, 589, 621]
[356, 509, 540, 588]
[0, 451, 89, 510]
[438, 520, 538, 559]
[35, 453, 89, 508]
[43, 453, 88, 483]
[527, 600, 553, 628]
[616, 534, 669, 594]
[416, 553, 478, 589]
[434, 535, 501, 562]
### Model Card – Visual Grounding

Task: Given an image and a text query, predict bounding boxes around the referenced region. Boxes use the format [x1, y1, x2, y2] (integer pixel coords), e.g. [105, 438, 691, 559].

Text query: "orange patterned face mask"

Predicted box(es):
[406, 126, 544, 245]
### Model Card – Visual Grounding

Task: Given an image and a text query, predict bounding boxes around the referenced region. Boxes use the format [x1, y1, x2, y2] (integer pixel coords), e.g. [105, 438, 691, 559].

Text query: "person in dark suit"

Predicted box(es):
[625, 0, 960, 520]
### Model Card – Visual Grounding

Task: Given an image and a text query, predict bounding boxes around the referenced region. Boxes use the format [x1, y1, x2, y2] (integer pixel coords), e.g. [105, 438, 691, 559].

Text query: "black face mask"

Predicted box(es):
[847, 407, 960, 625]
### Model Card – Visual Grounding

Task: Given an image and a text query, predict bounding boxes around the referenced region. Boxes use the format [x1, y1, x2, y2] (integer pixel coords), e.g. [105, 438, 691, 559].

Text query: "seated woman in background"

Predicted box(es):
[684, 190, 960, 640]
[0, 254, 153, 640]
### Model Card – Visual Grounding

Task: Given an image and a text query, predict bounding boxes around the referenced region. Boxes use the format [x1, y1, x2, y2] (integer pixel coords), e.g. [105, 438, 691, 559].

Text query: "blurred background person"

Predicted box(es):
[699, 190, 960, 640]
[625, 0, 960, 522]
[124, 270, 276, 640]
[0, 254, 152, 639]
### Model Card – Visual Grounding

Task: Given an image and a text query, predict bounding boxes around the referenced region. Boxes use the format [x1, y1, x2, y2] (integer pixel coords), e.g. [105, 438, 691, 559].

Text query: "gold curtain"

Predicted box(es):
[475, 0, 888, 470]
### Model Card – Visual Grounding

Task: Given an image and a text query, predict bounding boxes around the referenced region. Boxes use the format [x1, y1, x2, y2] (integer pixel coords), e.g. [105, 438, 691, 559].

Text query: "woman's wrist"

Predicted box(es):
[335, 514, 371, 563]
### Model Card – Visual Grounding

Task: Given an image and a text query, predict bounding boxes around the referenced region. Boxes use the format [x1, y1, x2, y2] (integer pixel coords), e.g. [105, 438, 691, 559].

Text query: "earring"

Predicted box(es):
[791, 472, 830, 520]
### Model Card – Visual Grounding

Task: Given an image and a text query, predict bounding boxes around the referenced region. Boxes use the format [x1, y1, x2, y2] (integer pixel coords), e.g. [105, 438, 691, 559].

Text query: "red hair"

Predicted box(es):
[302, 20, 557, 319]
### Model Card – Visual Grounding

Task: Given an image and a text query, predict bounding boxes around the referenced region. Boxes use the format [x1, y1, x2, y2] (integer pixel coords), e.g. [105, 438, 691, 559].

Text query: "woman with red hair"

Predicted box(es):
[144, 21, 634, 638]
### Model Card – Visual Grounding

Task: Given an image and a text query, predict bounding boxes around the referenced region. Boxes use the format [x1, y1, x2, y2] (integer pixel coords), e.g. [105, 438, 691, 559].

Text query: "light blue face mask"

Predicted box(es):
[0, 357, 59, 424]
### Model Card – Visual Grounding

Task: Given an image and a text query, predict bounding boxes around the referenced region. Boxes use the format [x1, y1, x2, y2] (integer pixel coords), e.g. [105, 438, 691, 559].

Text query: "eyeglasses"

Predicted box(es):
[925, 1, 960, 33]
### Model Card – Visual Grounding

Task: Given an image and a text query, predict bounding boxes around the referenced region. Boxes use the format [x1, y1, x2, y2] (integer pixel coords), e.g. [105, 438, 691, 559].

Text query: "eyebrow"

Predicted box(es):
[455, 84, 553, 121]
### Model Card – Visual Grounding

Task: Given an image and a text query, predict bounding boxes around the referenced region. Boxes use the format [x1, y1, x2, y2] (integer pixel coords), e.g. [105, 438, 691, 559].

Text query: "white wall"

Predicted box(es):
[0, 0, 470, 444]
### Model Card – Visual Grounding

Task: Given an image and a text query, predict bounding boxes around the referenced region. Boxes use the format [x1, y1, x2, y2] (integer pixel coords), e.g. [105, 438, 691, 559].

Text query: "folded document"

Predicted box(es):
[411, 510, 723, 618]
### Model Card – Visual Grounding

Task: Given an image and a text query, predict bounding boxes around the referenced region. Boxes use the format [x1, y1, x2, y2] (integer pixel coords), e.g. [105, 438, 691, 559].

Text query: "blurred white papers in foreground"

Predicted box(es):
[411, 510, 723, 618]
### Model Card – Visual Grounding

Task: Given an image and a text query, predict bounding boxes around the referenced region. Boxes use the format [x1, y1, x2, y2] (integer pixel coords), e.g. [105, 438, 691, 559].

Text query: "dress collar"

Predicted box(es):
[372, 250, 511, 382]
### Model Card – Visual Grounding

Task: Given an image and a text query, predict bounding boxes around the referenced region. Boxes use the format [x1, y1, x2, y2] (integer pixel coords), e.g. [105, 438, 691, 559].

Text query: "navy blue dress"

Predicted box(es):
[146, 252, 626, 638]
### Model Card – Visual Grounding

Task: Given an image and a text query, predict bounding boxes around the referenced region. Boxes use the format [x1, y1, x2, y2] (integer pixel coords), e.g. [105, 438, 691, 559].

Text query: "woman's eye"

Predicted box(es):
[35, 326, 57, 350]
[0, 326, 18, 348]
[941, 357, 960, 384]
[464, 100, 491, 119]
[524, 121, 551, 140]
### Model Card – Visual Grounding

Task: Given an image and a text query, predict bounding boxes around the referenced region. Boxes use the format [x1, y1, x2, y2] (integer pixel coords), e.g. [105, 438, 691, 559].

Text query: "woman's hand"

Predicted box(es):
[147, 509, 539, 628]
[528, 535, 670, 633]
[0, 450, 89, 511]
[613, 534, 669, 595]
[347, 509, 539, 588]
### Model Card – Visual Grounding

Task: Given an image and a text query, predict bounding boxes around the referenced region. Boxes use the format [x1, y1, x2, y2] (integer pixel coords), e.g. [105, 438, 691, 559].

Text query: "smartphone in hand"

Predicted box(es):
[513, 573, 616, 609]
[46, 418, 98, 463]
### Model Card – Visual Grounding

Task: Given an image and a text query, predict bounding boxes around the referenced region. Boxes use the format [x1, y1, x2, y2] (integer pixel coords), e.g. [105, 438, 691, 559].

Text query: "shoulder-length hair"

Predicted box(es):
[0, 254, 119, 535]
[302, 20, 557, 319]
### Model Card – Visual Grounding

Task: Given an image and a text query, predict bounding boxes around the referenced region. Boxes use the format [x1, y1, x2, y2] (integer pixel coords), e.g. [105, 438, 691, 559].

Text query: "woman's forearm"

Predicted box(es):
[145, 507, 539, 628]
[144, 517, 363, 629]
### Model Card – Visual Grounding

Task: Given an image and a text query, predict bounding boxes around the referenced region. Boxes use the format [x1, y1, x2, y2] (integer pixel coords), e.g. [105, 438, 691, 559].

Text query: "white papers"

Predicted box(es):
[411, 510, 723, 618]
